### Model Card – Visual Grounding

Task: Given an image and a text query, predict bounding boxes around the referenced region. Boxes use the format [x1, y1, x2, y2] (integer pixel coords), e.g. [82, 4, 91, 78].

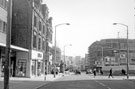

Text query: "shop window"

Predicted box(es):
[0, 56, 5, 76]
[17, 59, 26, 77]
[37, 62, 41, 76]
[32, 60, 36, 76]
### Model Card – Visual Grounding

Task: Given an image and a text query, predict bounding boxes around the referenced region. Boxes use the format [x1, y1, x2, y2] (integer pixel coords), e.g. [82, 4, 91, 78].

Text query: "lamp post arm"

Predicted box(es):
[55, 23, 70, 28]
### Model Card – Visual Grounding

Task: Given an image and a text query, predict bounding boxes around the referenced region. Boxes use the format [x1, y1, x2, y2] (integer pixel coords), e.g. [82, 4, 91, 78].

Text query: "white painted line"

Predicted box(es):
[107, 87, 112, 89]
[99, 82, 106, 87]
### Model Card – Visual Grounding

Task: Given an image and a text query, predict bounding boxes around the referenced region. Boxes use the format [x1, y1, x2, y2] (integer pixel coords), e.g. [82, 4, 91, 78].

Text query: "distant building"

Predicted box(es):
[88, 39, 135, 72]
[85, 54, 89, 69]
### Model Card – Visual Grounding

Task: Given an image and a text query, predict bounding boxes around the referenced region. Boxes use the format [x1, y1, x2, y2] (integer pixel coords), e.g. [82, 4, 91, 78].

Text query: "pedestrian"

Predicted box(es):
[93, 68, 96, 78]
[121, 69, 126, 75]
[108, 68, 113, 78]
[100, 69, 103, 75]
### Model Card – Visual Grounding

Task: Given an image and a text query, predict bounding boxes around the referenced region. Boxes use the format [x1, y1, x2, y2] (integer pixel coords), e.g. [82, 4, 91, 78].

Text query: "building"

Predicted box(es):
[11, 0, 53, 77]
[84, 54, 89, 69]
[0, 0, 31, 77]
[0, 0, 8, 77]
[88, 39, 135, 73]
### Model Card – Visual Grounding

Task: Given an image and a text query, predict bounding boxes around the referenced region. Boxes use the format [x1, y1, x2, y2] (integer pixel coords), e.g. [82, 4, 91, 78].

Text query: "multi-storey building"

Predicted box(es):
[88, 39, 135, 72]
[0, 0, 30, 77]
[11, 0, 53, 78]
[0, 0, 8, 77]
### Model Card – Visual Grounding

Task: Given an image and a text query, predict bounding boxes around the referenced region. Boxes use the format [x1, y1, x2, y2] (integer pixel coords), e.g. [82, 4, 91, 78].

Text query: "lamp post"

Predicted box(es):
[113, 23, 129, 79]
[63, 44, 72, 75]
[54, 23, 70, 78]
[4, 0, 12, 89]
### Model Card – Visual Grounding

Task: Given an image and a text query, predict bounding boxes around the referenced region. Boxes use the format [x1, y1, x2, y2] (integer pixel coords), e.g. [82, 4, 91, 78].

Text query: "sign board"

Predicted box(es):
[31, 50, 43, 60]
[120, 53, 126, 59]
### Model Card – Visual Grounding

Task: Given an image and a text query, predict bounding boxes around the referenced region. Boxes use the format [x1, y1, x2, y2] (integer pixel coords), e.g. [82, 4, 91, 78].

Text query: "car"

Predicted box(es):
[75, 70, 81, 74]
[86, 69, 92, 74]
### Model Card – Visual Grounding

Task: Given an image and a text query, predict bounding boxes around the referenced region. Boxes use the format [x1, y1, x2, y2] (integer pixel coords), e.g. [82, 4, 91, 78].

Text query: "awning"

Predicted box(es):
[11, 45, 29, 52]
[0, 43, 29, 52]
[0, 43, 6, 47]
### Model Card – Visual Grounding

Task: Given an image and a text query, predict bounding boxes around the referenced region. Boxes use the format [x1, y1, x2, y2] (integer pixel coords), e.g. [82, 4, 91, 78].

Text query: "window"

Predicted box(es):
[43, 25, 45, 34]
[42, 39, 45, 50]
[0, 0, 7, 9]
[3, 22, 7, 33]
[33, 31, 37, 49]
[0, 19, 6, 33]
[0, 20, 3, 32]
[39, 21, 42, 31]
[34, 15, 37, 28]
[38, 36, 42, 50]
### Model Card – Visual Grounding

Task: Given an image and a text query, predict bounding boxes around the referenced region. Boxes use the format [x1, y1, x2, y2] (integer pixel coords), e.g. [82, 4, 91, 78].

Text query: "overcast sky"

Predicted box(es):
[43, 0, 135, 57]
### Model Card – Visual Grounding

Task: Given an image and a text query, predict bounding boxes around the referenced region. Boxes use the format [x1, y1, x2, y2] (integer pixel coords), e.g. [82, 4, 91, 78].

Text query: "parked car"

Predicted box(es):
[86, 69, 92, 74]
[75, 70, 81, 74]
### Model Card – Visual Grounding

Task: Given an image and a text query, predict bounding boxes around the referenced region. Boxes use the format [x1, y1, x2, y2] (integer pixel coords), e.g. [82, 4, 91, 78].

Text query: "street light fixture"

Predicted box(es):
[54, 23, 70, 78]
[113, 23, 129, 79]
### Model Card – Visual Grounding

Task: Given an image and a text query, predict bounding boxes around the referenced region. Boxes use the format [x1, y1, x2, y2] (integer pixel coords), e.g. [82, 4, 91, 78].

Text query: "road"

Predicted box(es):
[37, 73, 135, 89]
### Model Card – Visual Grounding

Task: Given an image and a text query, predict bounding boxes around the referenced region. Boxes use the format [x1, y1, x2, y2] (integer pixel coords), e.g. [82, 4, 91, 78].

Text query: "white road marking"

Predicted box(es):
[95, 80, 112, 89]
[99, 82, 106, 87]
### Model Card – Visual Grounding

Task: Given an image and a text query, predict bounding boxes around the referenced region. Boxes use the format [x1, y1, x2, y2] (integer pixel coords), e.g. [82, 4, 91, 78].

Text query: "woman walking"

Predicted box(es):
[93, 68, 96, 78]
[108, 68, 113, 78]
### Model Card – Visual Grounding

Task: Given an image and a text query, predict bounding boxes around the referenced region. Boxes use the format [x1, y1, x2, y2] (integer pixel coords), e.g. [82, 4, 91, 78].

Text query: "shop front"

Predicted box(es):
[31, 50, 44, 77]
[0, 45, 29, 77]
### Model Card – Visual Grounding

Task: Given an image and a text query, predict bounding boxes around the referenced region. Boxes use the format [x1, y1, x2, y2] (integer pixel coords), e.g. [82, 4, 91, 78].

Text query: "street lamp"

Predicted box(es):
[54, 23, 70, 78]
[63, 44, 72, 75]
[113, 23, 129, 79]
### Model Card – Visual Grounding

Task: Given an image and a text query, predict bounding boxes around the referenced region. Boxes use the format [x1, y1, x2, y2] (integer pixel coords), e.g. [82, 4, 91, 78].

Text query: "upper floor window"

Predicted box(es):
[33, 31, 37, 49]
[39, 21, 42, 32]
[42, 39, 45, 50]
[43, 25, 45, 34]
[38, 36, 42, 50]
[0, 19, 7, 33]
[0, 0, 7, 10]
[34, 15, 37, 28]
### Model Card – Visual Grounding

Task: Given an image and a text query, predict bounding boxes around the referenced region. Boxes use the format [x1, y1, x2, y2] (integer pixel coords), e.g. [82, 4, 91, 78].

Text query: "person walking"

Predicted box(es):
[108, 68, 113, 78]
[93, 68, 96, 78]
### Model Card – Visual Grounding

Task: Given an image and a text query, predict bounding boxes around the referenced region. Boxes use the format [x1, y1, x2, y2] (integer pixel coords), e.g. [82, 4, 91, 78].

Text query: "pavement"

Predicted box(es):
[0, 73, 135, 89]
[0, 74, 64, 89]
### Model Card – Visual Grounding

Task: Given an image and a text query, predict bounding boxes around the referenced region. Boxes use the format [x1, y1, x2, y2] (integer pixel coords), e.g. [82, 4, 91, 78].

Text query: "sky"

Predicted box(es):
[43, 0, 135, 57]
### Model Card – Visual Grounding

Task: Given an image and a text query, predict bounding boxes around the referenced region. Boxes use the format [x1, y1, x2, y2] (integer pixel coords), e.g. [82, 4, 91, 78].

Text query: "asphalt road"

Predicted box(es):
[0, 80, 48, 89]
[37, 73, 135, 89]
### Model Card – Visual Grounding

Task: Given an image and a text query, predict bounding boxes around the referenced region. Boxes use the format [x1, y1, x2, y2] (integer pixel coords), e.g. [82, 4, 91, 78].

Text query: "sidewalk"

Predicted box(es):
[0, 74, 63, 89]
[88, 74, 135, 81]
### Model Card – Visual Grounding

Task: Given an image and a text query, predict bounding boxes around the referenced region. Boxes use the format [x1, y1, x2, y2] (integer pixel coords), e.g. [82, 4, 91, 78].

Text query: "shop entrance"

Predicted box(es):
[10, 57, 16, 77]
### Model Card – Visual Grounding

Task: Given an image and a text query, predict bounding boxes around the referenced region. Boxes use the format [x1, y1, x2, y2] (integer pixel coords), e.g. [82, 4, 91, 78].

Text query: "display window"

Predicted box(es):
[17, 59, 26, 77]
[0, 56, 5, 76]
[37, 61, 42, 76]
[32, 60, 36, 76]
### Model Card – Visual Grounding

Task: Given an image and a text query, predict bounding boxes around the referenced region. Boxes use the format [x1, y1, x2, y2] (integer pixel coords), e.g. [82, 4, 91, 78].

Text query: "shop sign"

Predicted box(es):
[31, 50, 43, 60]
[120, 53, 126, 59]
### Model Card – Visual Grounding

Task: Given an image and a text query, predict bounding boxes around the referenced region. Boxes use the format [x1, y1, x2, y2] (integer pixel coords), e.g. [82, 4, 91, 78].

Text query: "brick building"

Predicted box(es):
[88, 39, 135, 72]
[10, 0, 53, 78]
